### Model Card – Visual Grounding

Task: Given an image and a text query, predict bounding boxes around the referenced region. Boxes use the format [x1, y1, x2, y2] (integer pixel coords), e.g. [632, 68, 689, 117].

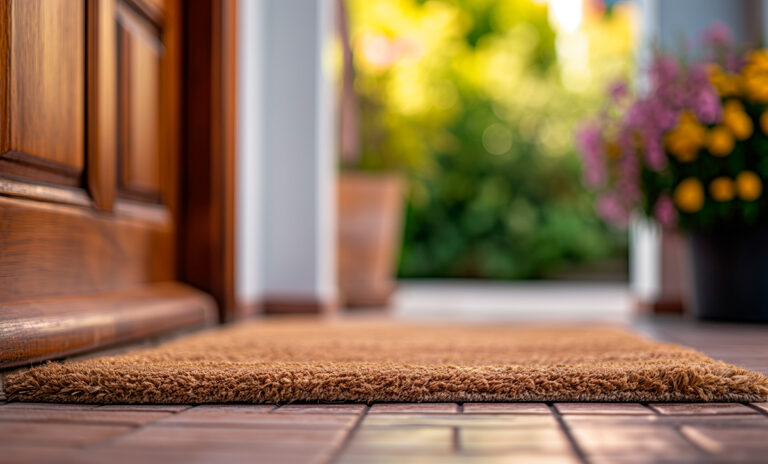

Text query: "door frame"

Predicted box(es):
[179, 0, 239, 322]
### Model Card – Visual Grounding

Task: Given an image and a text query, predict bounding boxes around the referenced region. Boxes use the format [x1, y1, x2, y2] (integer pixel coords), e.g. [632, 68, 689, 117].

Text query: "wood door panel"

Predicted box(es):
[0, 0, 222, 366]
[2, 0, 85, 185]
[0, 195, 173, 304]
[117, 5, 162, 202]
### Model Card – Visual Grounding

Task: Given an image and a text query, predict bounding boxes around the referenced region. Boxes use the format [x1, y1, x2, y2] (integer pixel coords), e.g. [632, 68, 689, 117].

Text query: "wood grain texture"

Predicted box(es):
[0, 150, 82, 187]
[8, 0, 85, 174]
[0, 195, 174, 304]
[0, 282, 216, 368]
[159, 0, 180, 229]
[87, 0, 117, 211]
[0, 0, 9, 154]
[117, 5, 162, 202]
[0, 177, 92, 207]
[122, 0, 164, 28]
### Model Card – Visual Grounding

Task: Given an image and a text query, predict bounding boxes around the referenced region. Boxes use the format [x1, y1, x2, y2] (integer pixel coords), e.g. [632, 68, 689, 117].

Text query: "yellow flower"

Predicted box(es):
[736, 171, 763, 201]
[722, 100, 753, 140]
[665, 111, 706, 162]
[742, 50, 768, 103]
[706, 126, 734, 156]
[709, 177, 735, 202]
[707, 63, 742, 97]
[760, 111, 768, 135]
[673, 178, 705, 213]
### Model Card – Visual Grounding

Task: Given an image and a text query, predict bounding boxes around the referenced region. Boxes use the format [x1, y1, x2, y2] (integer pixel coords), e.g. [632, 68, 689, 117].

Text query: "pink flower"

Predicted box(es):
[687, 64, 721, 123]
[644, 136, 667, 172]
[576, 123, 606, 188]
[596, 193, 629, 227]
[691, 88, 721, 124]
[703, 21, 733, 48]
[609, 80, 629, 103]
[653, 194, 678, 227]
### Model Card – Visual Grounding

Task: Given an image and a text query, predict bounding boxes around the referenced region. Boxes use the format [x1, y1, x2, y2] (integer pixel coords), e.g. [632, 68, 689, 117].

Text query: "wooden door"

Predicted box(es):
[0, 0, 217, 368]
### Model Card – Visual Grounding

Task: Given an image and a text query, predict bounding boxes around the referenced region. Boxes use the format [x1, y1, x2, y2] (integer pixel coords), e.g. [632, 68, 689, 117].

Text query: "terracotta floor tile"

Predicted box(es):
[337, 452, 579, 464]
[160, 410, 357, 429]
[563, 416, 658, 427]
[650, 403, 758, 415]
[273, 404, 366, 415]
[0, 445, 75, 464]
[0, 402, 98, 410]
[589, 455, 716, 464]
[98, 404, 192, 413]
[363, 413, 557, 428]
[564, 413, 768, 428]
[187, 404, 275, 413]
[346, 426, 454, 452]
[554, 402, 652, 415]
[40, 447, 330, 464]
[462, 403, 551, 414]
[681, 425, 768, 456]
[0, 408, 171, 426]
[369, 403, 458, 414]
[114, 424, 348, 452]
[569, 424, 702, 457]
[0, 422, 133, 447]
[661, 414, 768, 425]
[459, 426, 571, 453]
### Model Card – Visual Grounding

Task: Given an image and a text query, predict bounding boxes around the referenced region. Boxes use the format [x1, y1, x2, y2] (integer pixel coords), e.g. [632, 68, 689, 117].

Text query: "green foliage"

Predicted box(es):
[347, 0, 633, 279]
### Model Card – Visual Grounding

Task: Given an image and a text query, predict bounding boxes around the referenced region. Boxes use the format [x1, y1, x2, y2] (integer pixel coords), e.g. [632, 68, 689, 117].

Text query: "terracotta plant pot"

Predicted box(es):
[337, 172, 404, 307]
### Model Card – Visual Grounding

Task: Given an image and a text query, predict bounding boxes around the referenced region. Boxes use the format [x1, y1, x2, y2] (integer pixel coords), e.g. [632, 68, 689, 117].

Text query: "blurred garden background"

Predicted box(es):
[341, 0, 639, 280]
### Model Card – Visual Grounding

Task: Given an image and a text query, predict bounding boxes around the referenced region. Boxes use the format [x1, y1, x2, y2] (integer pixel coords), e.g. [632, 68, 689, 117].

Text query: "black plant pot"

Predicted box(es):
[689, 222, 768, 322]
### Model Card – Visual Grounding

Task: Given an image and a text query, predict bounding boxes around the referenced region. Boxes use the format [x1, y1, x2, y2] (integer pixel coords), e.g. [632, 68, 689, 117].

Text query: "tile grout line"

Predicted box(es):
[79, 405, 194, 450]
[453, 402, 463, 452]
[327, 404, 369, 464]
[547, 403, 589, 464]
[647, 402, 719, 459]
[746, 402, 768, 418]
[643, 402, 661, 415]
[265, 404, 279, 413]
[672, 423, 714, 458]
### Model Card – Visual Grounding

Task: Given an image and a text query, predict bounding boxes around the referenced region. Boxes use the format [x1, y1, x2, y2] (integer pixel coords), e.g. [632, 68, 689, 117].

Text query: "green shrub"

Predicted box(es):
[347, 0, 633, 279]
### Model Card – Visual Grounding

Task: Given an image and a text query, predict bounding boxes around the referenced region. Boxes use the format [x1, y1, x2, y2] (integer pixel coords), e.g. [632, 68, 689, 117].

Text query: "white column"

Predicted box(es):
[259, 0, 338, 308]
[235, 0, 265, 310]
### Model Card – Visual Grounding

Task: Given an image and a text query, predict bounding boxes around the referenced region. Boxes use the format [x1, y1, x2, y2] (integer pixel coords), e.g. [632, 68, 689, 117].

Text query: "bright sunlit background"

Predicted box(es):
[342, 0, 638, 280]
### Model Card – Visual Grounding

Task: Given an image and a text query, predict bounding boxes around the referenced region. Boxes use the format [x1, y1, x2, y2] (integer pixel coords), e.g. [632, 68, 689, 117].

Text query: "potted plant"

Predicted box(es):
[577, 24, 768, 322]
[335, 0, 405, 307]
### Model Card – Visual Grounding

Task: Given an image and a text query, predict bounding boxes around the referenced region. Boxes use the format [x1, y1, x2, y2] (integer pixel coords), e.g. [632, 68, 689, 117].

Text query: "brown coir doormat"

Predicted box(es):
[6, 321, 768, 403]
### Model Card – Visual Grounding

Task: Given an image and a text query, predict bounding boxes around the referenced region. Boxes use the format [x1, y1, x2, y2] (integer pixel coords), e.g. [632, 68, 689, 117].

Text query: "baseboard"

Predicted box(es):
[261, 296, 338, 315]
[637, 298, 687, 315]
[0, 282, 217, 368]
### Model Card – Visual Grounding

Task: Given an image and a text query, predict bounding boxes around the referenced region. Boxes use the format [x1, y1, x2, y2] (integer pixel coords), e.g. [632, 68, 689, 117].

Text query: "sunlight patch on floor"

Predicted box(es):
[391, 280, 634, 323]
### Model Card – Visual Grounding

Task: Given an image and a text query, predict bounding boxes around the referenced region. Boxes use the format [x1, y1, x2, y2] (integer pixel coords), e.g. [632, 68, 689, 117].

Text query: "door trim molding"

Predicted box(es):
[179, 0, 238, 321]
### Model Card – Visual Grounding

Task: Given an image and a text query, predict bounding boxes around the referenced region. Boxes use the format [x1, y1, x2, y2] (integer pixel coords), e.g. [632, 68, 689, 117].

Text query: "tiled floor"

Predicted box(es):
[2, 317, 768, 463]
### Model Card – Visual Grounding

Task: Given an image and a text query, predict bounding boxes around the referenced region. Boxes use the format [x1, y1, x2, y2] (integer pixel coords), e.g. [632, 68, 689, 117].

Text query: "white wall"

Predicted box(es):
[235, 0, 337, 307]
